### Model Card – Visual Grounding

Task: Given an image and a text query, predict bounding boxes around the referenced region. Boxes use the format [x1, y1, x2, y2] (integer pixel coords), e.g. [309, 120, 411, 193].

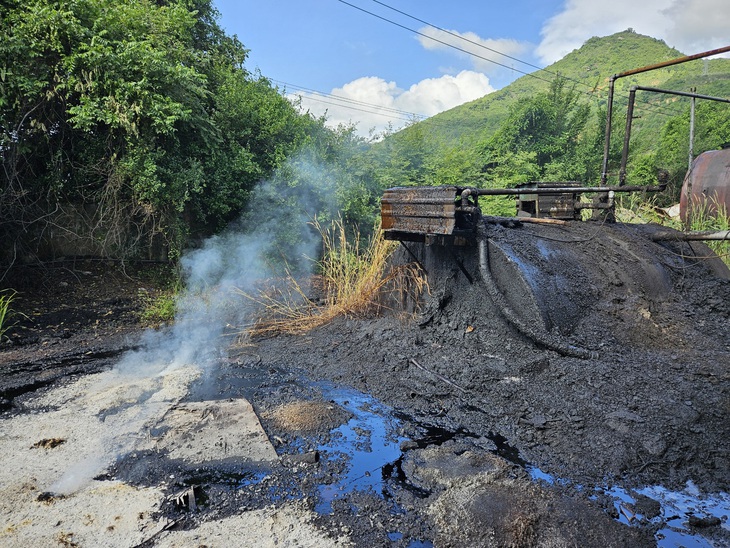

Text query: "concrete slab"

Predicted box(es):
[155, 399, 279, 464]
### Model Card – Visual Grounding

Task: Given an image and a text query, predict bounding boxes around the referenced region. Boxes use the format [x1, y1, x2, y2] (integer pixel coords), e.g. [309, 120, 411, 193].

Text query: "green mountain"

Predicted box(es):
[390, 30, 730, 155]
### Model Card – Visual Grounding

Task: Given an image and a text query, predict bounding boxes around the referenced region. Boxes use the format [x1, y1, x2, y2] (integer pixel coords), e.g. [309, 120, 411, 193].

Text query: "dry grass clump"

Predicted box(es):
[0, 290, 17, 341]
[684, 201, 729, 264]
[241, 218, 427, 337]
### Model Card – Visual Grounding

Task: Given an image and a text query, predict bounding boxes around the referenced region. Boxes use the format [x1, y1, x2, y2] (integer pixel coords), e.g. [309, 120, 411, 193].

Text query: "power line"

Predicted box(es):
[272, 79, 428, 121]
[270, 2, 700, 131]
[294, 94, 417, 123]
[339, 0, 697, 120]
[272, 75, 689, 137]
[370, 0, 549, 77]
[369, 0, 681, 117]
[335, 0, 554, 86]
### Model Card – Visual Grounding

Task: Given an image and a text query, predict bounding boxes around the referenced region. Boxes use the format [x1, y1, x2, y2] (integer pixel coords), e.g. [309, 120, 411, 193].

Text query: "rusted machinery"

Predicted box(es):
[379, 48, 730, 360]
[680, 147, 730, 223]
[381, 182, 665, 243]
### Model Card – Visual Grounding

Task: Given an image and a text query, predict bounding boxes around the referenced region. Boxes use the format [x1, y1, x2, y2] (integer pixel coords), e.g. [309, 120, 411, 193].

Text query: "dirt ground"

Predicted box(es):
[1, 220, 729, 547]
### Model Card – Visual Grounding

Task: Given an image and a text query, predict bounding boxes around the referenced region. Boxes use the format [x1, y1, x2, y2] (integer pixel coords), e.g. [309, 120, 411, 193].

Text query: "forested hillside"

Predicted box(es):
[2, 4, 728, 268]
[381, 31, 730, 211]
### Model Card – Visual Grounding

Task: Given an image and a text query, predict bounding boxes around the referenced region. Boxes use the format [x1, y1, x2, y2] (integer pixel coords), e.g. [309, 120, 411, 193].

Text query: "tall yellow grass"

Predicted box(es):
[684, 201, 729, 264]
[240, 218, 427, 337]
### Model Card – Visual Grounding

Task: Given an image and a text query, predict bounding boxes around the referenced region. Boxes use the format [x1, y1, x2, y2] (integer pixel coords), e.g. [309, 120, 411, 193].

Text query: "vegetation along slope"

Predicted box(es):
[2, 0, 729, 269]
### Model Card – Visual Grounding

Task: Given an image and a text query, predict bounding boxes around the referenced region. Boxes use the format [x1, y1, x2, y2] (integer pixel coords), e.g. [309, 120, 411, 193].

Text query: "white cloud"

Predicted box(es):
[662, 0, 730, 55]
[417, 27, 530, 75]
[290, 71, 494, 137]
[536, 0, 730, 65]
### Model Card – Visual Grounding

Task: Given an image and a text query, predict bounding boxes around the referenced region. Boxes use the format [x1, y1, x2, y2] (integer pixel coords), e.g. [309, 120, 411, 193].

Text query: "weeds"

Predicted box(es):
[241, 218, 428, 337]
[684, 201, 729, 265]
[616, 195, 729, 267]
[139, 291, 177, 325]
[138, 264, 181, 326]
[0, 290, 17, 341]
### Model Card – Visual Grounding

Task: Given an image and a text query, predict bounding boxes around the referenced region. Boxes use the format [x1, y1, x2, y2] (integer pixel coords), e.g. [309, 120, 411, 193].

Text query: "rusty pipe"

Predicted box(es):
[651, 230, 730, 241]
[614, 46, 730, 79]
[466, 185, 663, 196]
[601, 75, 617, 184]
[619, 88, 637, 185]
[600, 45, 730, 184]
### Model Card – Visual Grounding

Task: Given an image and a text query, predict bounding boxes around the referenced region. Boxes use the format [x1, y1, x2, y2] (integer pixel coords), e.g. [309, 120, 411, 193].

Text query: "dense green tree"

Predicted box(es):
[482, 77, 593, 185]
[0, 0, 315, 261]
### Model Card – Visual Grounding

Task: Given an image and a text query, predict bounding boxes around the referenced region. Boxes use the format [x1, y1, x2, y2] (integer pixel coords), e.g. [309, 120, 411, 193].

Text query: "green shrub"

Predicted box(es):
[0, 290, 17, 341]
[139, 291, 177, 326]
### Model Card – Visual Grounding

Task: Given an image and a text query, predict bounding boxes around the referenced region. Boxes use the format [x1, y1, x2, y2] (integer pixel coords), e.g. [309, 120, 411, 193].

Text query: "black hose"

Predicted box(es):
[477, 226, 598, 360]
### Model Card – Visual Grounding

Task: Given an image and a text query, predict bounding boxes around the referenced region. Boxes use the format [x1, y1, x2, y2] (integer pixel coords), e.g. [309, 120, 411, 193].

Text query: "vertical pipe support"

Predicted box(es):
[619, 87, 637, 185]
[600, 76, 617, 185]
[688, 87, 696, 171]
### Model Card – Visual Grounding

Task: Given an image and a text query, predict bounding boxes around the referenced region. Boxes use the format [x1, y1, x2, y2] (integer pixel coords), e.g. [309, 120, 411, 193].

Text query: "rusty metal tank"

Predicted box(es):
[680, 148, 730, 222]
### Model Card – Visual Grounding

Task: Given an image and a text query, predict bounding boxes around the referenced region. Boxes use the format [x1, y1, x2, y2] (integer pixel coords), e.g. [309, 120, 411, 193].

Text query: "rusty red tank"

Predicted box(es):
[680, 147, 730, 223]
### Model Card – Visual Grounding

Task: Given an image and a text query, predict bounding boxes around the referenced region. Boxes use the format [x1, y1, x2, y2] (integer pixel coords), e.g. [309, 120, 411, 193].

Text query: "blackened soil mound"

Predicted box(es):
[0, 261, 165, 408]
[256, 220, 730, 494]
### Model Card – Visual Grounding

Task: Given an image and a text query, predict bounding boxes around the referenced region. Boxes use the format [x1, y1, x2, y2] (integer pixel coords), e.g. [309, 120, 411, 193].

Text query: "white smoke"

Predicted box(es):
[48, 152, 333, 493]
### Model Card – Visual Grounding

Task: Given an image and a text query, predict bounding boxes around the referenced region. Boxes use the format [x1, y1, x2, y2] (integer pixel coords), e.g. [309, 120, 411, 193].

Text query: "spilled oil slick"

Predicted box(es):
[313, 385, 407, 514]
[530, 468, 729, 547]
[188, 363, 727, 547]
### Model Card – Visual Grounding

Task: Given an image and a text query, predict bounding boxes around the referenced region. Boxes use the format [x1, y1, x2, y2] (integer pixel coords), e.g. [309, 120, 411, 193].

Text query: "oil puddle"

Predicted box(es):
[530, 467, 729, 546]
[313, 385, 407, 514]
[191, 365, 727, 546]
[604, 483, 729, 548]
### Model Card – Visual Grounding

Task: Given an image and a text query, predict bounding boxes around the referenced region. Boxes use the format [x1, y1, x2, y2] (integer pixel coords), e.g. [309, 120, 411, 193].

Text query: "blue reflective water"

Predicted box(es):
[314, 385, 407, 514]
[530, 467, 729, 546]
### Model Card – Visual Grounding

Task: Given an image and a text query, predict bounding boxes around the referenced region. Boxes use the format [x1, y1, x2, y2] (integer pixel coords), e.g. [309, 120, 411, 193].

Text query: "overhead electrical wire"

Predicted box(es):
[272, 79, 428, 122]
[269, 0, 698, 128]
[336, 0, 693, 120]
[335, 0, 553, 85]
[291, 94, 417, 123]
[368, 0, 688, 119]
[371, 0, 559, 81]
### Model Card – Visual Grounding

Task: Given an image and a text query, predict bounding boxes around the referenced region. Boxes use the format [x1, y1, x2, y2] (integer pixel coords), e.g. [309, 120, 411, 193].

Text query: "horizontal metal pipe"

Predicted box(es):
[467, 184, 664, 196]
[631, 86, 730, 104]
[601, 44, 730, 184]
[614, 45, 730, 78]
[651, 230, 730, 241]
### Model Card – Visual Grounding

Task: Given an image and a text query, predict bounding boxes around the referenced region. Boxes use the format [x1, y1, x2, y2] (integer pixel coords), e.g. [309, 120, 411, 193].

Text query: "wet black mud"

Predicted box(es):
[245, 221, 730, 546]
[2, 222, 729, 546]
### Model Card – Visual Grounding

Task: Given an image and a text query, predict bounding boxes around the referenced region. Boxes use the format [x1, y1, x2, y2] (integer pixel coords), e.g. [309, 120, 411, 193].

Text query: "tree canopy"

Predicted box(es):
[1, 0, 319, 261]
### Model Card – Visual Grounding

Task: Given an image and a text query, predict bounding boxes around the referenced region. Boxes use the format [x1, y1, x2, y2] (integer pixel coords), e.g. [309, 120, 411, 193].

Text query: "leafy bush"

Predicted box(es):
[0, 0, 318, 260]
[139, 291, 177, 326]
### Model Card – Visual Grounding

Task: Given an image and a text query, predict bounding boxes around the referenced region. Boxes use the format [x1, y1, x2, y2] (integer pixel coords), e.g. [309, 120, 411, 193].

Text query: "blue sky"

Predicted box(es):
[214, 0, 729, 136]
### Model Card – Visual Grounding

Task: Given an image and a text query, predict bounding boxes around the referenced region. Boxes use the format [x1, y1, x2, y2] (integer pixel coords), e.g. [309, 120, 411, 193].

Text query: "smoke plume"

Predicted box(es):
[49, 151, 339, 493]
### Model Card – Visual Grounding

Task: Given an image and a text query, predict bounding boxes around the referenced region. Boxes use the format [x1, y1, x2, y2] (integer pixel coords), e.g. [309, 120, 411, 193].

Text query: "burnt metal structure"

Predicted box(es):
[381, 183, 666, 242]
[378, 48, 730, 361]
[382, 46, 730, 241]
[515, 182, 582, 220]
